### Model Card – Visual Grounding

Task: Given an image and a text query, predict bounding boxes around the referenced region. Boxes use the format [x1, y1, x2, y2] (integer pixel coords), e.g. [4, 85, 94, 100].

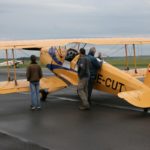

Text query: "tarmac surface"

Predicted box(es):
[0, 68, 150, 150]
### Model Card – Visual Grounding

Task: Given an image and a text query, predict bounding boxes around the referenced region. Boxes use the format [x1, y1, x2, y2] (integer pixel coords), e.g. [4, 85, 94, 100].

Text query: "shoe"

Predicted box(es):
[79, 105, 90, 110]
[31, 106, 36, 110]
[88, 100, 92, 106]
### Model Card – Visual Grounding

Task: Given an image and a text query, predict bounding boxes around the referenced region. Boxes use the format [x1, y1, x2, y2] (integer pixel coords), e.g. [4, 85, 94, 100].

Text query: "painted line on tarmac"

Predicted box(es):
[0, 130, 50, 150]
[19, 93, 77, 102]
[18, 93, 148, 113]
[52, 96, 77, 102]
[51, 96, 146, 112]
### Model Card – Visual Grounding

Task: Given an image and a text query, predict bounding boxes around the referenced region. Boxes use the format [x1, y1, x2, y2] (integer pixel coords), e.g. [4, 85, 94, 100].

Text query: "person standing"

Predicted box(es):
[77, 48, 90, 110]
[26, 55, 43, 110]
[97, 52, 102, 61]
[87, 47, 102, 105]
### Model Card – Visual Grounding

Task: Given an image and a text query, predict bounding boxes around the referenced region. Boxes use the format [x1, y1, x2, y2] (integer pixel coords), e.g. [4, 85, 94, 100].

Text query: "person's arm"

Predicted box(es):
[26, 66, 31, 81]
[92, 57, 101, 69]
[78, 58, 87, 78]
[39, 66, 43, 79]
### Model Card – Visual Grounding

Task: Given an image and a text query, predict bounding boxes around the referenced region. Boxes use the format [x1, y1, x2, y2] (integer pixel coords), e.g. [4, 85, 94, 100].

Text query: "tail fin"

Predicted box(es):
[144, 64, 150, 87]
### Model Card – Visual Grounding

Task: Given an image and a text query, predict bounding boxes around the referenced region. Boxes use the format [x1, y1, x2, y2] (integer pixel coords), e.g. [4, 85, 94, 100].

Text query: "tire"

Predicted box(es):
[143, 108, 148, 113]
[40, 90, 48, 101]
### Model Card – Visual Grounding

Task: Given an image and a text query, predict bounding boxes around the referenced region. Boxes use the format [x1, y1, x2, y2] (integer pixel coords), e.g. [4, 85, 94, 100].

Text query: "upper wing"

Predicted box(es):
[0, 76, 67, 94]
[1, 38, 150, 49]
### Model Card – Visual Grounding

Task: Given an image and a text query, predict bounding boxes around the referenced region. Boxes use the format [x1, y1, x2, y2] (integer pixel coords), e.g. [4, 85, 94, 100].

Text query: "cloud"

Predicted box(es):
[0, 0, 97, 14]
[0, 0, 150, 40]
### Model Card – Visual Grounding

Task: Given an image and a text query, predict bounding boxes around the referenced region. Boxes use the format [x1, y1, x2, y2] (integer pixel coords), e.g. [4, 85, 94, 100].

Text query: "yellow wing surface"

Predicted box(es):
[0, 80, 29, 94]
[0, 76, 67, 94]
[52, 69, 78, 86]
[118, 89, 150, 108]
[40, 76, 67, 93]
[117, 65, 150, 108]
[123, 68, 147, 78]
[1, 38, 150, 49]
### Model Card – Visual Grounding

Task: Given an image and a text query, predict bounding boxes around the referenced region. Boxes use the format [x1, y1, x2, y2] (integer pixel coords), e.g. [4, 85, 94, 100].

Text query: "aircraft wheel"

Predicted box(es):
[40, 90, 48, 101]
[143, 108, 148, 113]
[77, 89, 80, 97]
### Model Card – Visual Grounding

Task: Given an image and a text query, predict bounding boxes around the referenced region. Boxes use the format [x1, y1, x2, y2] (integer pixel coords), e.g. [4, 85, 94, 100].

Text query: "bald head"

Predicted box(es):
[89, 47, 96, 56]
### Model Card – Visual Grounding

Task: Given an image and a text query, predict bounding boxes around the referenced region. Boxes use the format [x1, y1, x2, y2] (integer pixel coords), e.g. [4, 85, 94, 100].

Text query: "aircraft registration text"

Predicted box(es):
[96, 74, 125, 92]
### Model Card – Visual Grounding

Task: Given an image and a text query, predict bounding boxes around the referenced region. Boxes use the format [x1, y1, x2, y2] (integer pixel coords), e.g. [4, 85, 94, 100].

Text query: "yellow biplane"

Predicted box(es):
[0, 38, 150, 111]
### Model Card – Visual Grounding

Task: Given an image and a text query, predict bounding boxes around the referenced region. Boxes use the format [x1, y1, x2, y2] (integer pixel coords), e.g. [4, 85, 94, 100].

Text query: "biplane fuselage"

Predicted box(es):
[39, 46, 150, 108]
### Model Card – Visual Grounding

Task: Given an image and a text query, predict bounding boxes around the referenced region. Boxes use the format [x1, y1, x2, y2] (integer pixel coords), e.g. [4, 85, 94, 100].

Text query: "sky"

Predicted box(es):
[0, 0, 150, 57]
[0, 0, 150, 40]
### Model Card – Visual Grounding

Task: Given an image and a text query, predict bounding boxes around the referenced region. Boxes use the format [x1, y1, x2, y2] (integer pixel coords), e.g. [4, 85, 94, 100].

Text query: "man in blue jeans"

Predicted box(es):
[26, 55, 43, 110]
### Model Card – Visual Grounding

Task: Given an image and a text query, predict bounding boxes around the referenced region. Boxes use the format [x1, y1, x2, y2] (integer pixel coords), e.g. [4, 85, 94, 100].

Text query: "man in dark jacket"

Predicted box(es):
[87, 47, 102, 104]
[26, 55, 43, 110]
[77, 48, 90, 110]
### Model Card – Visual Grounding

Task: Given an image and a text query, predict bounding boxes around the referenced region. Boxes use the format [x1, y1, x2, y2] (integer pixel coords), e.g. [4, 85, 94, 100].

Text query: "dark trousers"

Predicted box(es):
[77, 78, 89, 107]
[88, 77, 95, 104]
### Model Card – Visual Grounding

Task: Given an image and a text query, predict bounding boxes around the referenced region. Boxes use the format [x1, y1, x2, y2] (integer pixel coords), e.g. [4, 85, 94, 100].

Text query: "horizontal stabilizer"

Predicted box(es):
[118, 89, 150, 108]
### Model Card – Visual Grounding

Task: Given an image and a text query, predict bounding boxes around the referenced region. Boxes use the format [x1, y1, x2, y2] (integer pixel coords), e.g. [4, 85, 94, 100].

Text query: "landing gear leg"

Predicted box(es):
[40, 90, 48, 101]
[143, 108, 148, 113]
[77, 89, 79, 97]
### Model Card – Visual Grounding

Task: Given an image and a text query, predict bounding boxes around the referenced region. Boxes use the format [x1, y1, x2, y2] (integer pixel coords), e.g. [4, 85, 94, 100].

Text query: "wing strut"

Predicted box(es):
[77, 43, 80, 50]
[12, 48, 17, 85]
[5, 49, 11, 81]
[83, 43, 87, 48]
[133, 44, 137, 74]
[124, 44, 129, 70]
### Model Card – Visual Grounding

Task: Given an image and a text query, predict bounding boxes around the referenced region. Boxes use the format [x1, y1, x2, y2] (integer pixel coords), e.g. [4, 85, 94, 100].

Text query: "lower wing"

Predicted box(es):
[123, 68, 147, 78]
[40, 76, 67, 93]
[0, 76, 67, 94]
